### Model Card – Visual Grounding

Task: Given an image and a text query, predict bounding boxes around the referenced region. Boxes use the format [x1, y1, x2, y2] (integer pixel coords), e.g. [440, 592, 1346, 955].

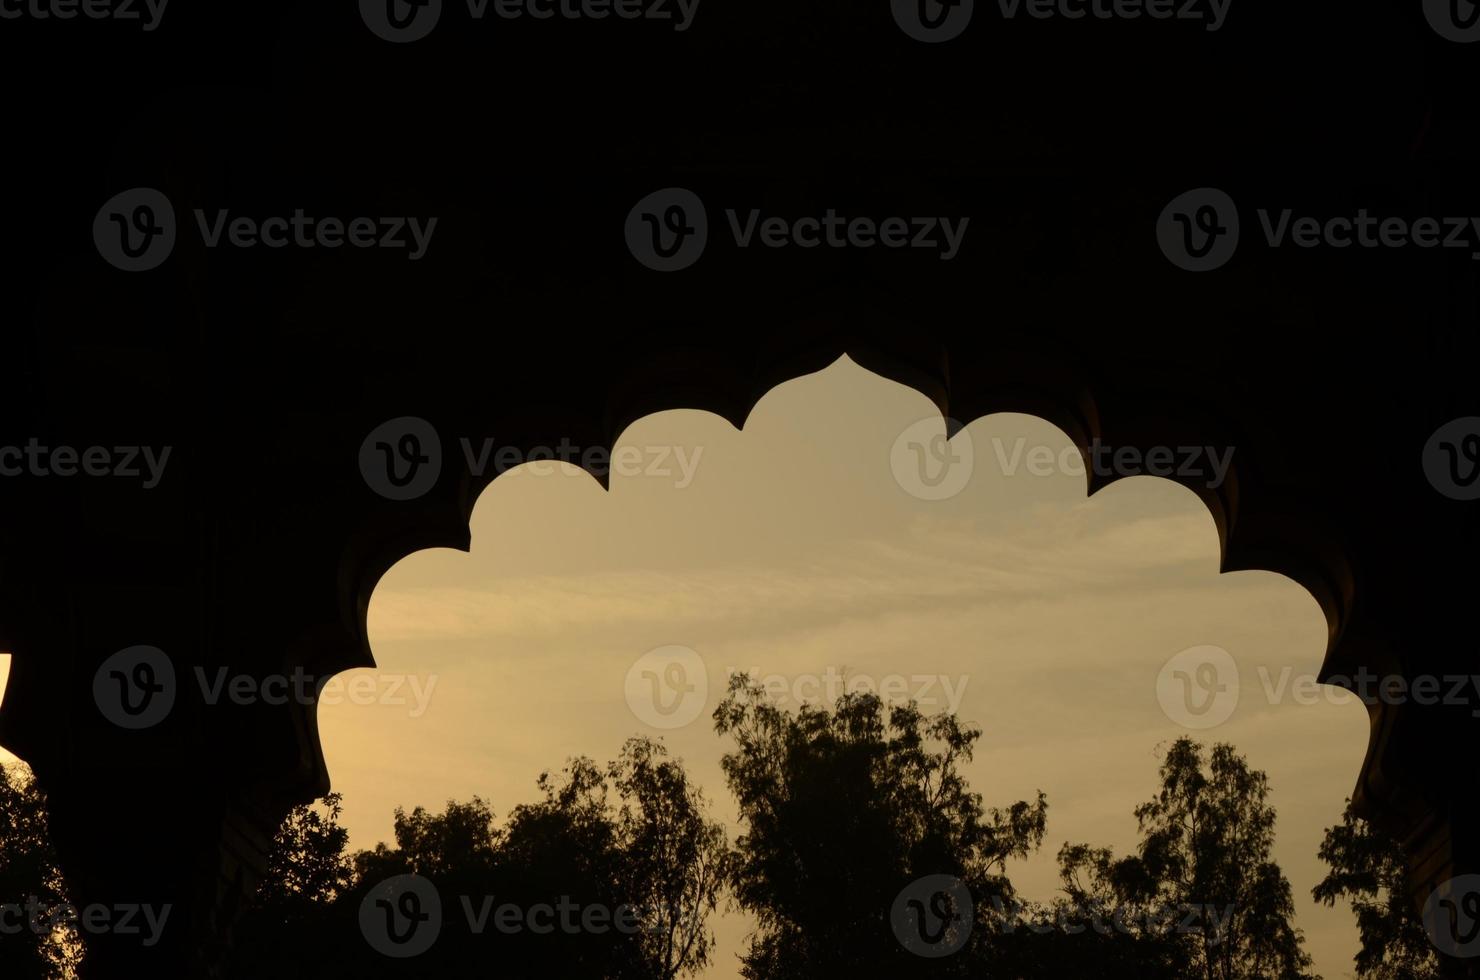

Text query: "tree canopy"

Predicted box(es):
[1313, 801, 1441, 980]
[1, 701, 1434, 979]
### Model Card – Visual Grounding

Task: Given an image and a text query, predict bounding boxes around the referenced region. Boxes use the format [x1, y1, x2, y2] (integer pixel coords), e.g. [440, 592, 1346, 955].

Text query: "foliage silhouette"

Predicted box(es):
[229, 793, 356, 980]
[0, 763, 74, 979]
[1313, 800, 1441, 979]
[1054, 738, 1318, 980]
[712, 672, 1047, 978]
[0, 712, 1359, 977]
[224, 738, 726, 979]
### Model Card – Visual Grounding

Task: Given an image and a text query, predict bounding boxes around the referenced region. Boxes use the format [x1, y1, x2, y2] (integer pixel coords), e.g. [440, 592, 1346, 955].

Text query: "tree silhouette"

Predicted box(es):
[1056, 738, 1318, 980]
[713, 672, 1047, 978]
[484, 756, 642, 977]
[485, 738, 729, 978]
[210, 726, 1378, 979]
[0, 762, 76, 980]
[1313, 800, 1441, 979]
[352, 795, 499, 884]
[226, 737, 726, 978]
[981, 838, 1194, 977]
[605, 737, 732, 980]
[228, 793, 355, 980]
[259, 793, 354, 910]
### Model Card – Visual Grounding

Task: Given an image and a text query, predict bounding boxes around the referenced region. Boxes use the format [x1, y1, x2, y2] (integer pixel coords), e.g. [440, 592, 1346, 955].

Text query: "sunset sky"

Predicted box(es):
[0, 356, 1371, 977]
